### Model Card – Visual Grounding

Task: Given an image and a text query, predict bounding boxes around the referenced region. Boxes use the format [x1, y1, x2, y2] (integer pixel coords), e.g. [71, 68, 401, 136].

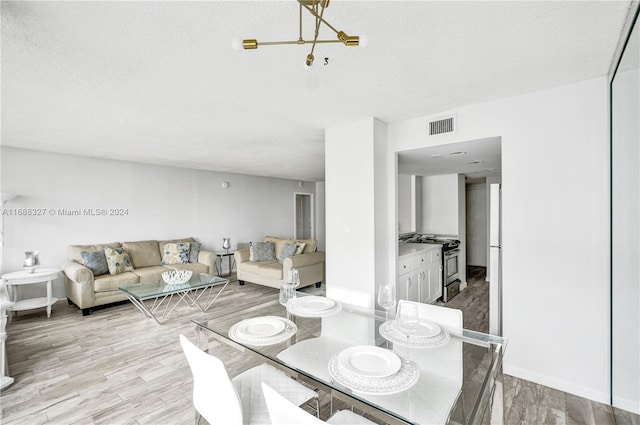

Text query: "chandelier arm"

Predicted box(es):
[296, 0, 339, 35]
[309, 0, 328, 58]
[257, 39, 343, 46]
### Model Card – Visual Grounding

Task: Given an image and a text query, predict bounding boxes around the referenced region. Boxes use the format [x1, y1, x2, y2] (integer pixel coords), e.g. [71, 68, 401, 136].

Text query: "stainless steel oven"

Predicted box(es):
[442, 248, 461, 302]
[443, 248, 460, 285]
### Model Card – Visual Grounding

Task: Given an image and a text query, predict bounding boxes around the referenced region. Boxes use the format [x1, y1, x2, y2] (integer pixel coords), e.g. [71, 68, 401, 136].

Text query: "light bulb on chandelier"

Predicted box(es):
[234, 0, 361, 68]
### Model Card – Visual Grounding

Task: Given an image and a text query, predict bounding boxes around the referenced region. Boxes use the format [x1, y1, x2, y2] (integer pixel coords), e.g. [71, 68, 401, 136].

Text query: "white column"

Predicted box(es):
[325, 118, 390, 309]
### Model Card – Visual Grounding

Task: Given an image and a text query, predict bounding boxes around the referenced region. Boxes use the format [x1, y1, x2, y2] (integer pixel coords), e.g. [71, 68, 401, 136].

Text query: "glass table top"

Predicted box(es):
[193, 293, 507, 425]
[119, 273, 228, 299]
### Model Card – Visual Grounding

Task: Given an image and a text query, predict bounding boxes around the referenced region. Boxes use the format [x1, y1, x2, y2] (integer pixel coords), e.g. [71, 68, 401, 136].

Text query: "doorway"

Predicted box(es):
[396, 137, 502, 334]
[294, 193, 314, 240]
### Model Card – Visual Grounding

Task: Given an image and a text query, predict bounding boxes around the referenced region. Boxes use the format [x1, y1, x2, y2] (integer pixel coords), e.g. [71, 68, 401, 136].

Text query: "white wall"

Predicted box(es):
[397, 174, 412, 233]
[421, 174, 459, 235]
[387, 77, 610, 403]
[1, 147, 315, 299]
[315, 181, 325, 251]
[611, 65, 640, 413]
[374, 119, 393, 299]
[325, 118, 376, 306]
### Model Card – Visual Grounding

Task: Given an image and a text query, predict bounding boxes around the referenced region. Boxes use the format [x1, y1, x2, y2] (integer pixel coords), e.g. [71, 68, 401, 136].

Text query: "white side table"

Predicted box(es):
[214, 251, 236, 277]
[1, 268, 60, 318]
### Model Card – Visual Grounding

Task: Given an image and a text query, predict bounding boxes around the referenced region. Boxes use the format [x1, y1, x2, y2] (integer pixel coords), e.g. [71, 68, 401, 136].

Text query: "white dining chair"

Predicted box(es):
[262, 383, 376, 425]
[179, 335, 319, 425]
[396, 299, 463, 329]
[394, 300, 463, 385]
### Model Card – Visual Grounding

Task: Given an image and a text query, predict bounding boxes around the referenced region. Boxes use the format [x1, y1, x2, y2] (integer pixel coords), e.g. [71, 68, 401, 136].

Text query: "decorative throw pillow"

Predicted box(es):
[189, 242, 201, 263]
[279, 243, 298, 264]
[296, 239, 318, 253]
[162, 242, 191, 265]
[294, 242, 306, 256]
[80, 250, 109, 276]
[103, 247, 134, 275]
[250, 241, 276, 262]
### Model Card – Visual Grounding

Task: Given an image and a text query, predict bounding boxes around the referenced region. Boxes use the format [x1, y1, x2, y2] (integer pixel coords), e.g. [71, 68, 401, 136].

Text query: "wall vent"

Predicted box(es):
[429, 116, 456, 136]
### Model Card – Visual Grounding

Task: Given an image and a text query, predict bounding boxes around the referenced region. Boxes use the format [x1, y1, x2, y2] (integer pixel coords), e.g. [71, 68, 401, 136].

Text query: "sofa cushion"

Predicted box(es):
[164, 262, 208, 274]
[94, 271, 139, 292]
[80, 250, 109, 276]
[294, 242, 306, 255]
[131, 266, 169, 284]
[104, 247, 134, 275]
[263, 237, 295, 261]
[68, 242, 122, 264]
[122, 240, 162, 268]
[296, 239, 318, 253]
[161, 242, 191, 265]
[157, 237, 196, 255]
[279, 243, 297, 265]
[257, 262, 284, 280]
[250, 241, 276, 262]
[241, 261, 264, 275]
[189, 242, 201, 263]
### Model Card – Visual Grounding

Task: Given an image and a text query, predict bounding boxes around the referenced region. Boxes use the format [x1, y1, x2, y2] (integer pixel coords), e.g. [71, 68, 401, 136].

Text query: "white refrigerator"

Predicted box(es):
[489, 183, 502, 336]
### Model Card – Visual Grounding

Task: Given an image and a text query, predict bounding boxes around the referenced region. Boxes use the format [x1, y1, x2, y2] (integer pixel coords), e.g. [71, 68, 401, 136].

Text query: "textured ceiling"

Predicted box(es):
[0, 1, 632, 181]
[398, 137, 502, 181]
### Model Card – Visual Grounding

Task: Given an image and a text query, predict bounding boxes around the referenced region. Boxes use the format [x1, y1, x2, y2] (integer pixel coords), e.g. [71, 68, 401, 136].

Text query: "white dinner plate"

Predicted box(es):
[236, 317, 286, 338]
[295, 296, 336, 312]
[337, 346, 402, 379]
[392, 319, 442, 338]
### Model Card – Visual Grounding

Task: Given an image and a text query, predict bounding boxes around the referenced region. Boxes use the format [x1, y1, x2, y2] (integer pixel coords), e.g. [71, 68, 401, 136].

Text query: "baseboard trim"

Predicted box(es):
[504, 365, 610, 405]
[460, 281, 468, 290]
[613, 396, 640, 415]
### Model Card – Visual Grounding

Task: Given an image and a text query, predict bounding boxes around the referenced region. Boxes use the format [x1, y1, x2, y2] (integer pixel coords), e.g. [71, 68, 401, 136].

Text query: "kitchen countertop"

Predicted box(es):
[398, 243, 442, 256]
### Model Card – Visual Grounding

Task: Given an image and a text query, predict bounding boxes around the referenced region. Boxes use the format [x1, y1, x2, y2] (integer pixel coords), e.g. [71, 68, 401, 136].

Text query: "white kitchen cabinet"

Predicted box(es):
[397, 244, 442, 304]
[426, 260, 443, 303]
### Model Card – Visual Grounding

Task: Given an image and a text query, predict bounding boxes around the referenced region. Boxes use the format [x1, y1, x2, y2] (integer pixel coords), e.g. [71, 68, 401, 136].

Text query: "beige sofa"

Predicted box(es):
[234, 236, 325, 289]
[62, 237, 215, 315]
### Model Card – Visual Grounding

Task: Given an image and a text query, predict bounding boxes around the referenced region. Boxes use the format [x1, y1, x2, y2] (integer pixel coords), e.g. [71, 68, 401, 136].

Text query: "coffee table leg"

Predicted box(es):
[199, 281, 230, 312]
[126, 295, 164, 325]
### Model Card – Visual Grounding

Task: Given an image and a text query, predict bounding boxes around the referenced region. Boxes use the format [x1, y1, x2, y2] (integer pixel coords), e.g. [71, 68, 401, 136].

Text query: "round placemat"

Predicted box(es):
[328, 349, 419, 395]
[379, 321, 450, 348]
[229, 316, 297, 346]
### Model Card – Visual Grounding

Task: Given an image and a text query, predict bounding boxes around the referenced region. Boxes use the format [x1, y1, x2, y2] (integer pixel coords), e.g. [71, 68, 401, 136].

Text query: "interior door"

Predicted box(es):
[294, 193, 314, 240]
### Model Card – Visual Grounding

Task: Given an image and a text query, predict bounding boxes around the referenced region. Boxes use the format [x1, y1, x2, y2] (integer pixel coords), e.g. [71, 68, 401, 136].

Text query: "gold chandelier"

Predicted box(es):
[237, 0, 360, 68]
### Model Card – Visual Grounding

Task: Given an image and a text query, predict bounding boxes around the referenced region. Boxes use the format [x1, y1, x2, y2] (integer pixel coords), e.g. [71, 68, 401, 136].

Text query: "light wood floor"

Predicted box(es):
[2, 273, 639, 425]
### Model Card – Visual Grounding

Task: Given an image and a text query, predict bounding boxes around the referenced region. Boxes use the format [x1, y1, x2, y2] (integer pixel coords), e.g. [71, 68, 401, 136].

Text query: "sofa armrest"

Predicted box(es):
[283, 251, 325, 269]
[198, 250, 216, 275]
[62, 261, 94, 286]
[234, 248, 250, 264]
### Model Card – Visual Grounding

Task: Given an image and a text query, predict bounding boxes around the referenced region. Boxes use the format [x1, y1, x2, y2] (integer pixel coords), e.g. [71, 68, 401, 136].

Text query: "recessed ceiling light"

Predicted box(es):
[429, 154, 443, 158]
[468, 160, 484, 165]
[449, 151, 467, 156]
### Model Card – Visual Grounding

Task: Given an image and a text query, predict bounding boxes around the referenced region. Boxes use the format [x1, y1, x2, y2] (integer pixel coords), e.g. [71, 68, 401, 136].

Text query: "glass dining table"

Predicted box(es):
[192, 293, 506, 425]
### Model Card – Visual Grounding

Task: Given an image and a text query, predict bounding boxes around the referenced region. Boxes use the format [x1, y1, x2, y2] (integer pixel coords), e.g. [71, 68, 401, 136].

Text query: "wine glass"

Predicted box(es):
[279, 282, 297, 308]
[377, 283, 396, 324]
[287, 268, 301, 288]
[397, 302, 420, 336]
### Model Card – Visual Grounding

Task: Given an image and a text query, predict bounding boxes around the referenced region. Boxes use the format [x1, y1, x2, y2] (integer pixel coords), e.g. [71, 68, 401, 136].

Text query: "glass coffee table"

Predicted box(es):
[119, 273, 229, 324]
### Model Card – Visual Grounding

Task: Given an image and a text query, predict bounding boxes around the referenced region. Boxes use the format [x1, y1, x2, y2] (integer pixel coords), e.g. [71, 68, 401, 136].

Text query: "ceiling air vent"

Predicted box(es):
[429, 116, 456, 136]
